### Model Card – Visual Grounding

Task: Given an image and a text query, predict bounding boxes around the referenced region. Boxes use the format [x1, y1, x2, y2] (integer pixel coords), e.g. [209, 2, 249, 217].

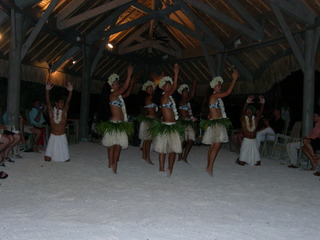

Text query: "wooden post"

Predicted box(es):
[302, 29, 315, 137]
[79, 45, 92, 141]
[6, 9, 23, 128]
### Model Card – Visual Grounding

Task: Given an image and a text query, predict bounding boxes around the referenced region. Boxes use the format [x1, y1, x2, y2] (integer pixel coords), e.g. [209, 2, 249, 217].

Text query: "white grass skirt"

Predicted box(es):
[139, 121, 152, 140]
[102, 131, 128, 149]
[239, 137, 260, 166]
[45, 134, 70, 162]
[202, 124, 228, 144]
[154, 131, 182, 154]
[184, 125, 196, 141]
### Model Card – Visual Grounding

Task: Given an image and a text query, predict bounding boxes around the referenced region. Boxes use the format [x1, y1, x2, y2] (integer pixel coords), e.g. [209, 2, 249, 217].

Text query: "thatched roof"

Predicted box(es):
[0, 0, 320, 95]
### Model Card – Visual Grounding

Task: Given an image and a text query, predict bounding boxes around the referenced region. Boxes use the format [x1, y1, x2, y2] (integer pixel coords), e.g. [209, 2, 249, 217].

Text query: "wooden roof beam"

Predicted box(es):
[20, 0, 60, 60]
[51, 45, 80, 72]
[58, 0, 134, 30]
[271, 4, 305, 69]
[182, 0, 263, 41]
[0, 8, 8, 24]
[14, 0, 42, 8]
[56, 0, 86, 23]
[267, 0, 316, 25]
[225, 0, 264, 38]
[100, 5, 180, 40]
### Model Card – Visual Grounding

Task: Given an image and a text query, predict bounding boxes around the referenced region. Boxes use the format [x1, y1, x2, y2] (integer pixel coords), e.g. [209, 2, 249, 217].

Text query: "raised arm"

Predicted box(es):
[45, 82, 54, 112]
[214, 69, 239, 99]
[257, 95, 265, 118]
[122, 77, 136, 98]
[241, 95, 254, 119]
[166, 63, 179, 96]
[113, 65, 134, 97]
[64, 82, 73, 111]
[188, 79, 197, 101]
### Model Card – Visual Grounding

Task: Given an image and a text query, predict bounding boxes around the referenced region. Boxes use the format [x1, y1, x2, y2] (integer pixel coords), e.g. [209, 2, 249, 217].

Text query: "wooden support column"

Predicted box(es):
[79, 45, 92, 141]
[302, 29, 315, 136]
[6, 9, 23, 128]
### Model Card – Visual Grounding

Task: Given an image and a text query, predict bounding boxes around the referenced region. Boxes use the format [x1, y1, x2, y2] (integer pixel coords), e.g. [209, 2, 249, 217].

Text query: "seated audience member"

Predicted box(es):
[1, 112, 23, 159]
[0, 130, 13, 166]
[256, 107, 285, 149]
[286, 111, 320, 170]
[28, 99, 47, 148]
[19, 112, 42, 152]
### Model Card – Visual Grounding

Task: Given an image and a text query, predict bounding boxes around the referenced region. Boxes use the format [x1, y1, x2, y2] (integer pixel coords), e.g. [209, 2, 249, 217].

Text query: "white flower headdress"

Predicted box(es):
[177, 84, 189, 95]
[159, 76, 173, 89]
[142, 80, 155, 91]
[108, 73, 119, 86]
[210, 76, 223, 88]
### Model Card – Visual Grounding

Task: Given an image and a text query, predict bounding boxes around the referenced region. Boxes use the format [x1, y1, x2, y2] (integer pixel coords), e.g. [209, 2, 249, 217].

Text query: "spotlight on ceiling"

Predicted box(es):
[107, 43, 113, 49]
[72, 59, 77, 65]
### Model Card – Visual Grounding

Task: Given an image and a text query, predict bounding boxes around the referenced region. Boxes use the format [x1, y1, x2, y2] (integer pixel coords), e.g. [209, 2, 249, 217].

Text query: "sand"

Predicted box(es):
[0, 142, 319, 240]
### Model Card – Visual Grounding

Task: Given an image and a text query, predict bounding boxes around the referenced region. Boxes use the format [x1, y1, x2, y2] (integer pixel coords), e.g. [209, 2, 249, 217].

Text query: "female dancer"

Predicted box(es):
[150, 64, 183, 177]
[138, 80, 158, 164]
[177, 79, 197, 163]
[201, 69, 239, 176]
[97, 65, 134, 174]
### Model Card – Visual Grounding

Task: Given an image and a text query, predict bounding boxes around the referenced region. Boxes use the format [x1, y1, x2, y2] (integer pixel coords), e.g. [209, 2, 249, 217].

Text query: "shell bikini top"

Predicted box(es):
[179, 103, 190, 111]
[159, 101, 174, 109]
[144, 103, 157, 108]
[209, 101, 219, 109]
[109, 98, 123, 107]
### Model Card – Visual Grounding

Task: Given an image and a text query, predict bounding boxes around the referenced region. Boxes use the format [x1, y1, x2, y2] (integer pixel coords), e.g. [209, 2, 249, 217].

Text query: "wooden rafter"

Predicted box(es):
[58, 0, 134, 30]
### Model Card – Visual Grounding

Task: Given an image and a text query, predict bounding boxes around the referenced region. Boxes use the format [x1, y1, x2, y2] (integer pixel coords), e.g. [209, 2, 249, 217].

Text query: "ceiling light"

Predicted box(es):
[107, 43, 113, 49]
[72, 60, 76, 64]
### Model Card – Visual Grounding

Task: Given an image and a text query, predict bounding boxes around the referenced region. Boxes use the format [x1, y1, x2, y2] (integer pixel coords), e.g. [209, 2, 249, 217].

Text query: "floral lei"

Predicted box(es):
[119, 95, 128, 122]
[245, 115, 256, 132]
[169, 95, 179, 120]
[53, 107, 63, 124]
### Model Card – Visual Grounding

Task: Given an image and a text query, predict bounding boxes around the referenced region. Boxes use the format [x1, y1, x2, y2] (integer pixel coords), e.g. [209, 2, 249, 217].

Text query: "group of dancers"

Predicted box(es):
[97, 64, 240, 177]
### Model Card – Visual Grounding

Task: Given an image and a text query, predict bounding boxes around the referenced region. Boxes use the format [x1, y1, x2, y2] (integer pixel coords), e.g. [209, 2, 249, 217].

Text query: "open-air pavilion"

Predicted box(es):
[0, 0, 320, 139]
[1, 1, 320, 240]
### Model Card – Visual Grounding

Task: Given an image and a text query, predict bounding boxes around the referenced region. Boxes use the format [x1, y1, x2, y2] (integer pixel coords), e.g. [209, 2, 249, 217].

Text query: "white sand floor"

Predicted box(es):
[0, 142, 319, 240]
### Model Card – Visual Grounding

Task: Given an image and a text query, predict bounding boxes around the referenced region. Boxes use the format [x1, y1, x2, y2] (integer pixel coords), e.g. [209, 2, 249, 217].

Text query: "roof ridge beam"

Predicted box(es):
[181, 0, 263, 41]
[58, 0, 134, 30]
[100, 5, 180, 39]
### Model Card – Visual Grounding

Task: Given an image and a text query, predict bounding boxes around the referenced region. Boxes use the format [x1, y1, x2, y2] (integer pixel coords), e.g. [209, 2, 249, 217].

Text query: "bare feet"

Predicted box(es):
[44, 156, 51, 161]
[166, 168, 172, 178]
[255, 161, 261, 166]
[205, 167, 213, 177]
[143, 158, 154, 165]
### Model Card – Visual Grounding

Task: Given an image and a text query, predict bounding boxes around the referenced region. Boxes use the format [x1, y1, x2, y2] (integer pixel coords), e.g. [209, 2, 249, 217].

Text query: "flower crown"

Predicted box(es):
[108, 73, 119, 86]
[210, 76, 223, 88]
[159, 76, 173, 89]
[177, 84, 189, 95]
[142, 80, 155, 91]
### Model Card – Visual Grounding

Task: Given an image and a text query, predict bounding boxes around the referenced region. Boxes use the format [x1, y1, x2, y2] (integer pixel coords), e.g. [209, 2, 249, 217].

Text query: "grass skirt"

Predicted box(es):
[138, 116, 156, 140]
[239, 137, 260, 166]
[151, 122, 183, 153]
[98, 121, 133, 149]
[201, 119, 230, 144]
[45, 134, 69, 162]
